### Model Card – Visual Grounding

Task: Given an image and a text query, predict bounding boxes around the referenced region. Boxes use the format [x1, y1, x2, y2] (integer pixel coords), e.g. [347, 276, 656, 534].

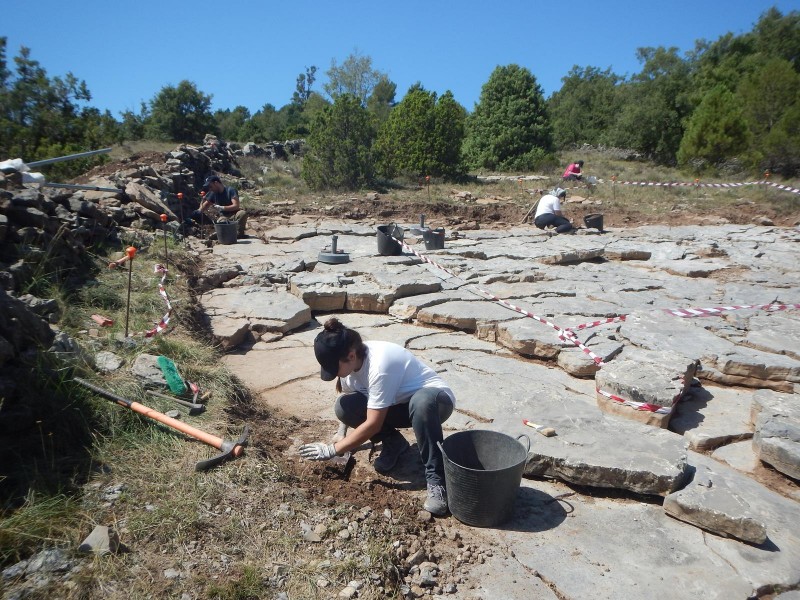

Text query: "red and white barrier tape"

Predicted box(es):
[563, 315, 628, 334]
[614, 180, 800, 195]
[596, 387, 681, 414]
[395, 237, 606, 365]
[663, 302, 800, 318]
[144, 264, 172, 338]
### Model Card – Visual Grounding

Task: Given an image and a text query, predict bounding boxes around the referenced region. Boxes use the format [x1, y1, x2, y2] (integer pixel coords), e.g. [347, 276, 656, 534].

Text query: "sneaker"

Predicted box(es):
[373, 431, 410, 474]
[423, 484, 448, 516]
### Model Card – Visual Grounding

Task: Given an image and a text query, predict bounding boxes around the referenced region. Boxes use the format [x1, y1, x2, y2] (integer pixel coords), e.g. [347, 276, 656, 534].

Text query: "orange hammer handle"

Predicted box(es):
[127, 401, 243, 456]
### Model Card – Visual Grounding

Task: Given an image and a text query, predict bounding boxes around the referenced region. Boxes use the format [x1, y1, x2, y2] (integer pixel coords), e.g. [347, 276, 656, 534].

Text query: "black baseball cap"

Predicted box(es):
[314, 328, 349, 381]
[202, 175, 221, 190]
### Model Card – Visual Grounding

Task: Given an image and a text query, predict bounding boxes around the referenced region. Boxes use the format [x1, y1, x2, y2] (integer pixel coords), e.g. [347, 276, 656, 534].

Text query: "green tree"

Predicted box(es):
[240, 103, 285, 142]
[301, 94, 375, 190]
[292, 65, 318, 106]
[0, 39, 116, 177]
[146, 80, 215, 142]
[548, 66, 621, 149]
[214, 105, 251, 141]
[119, 102, 149, 141]
[607, 47, 693, 164]
[375, 85, 466, 180]
[463, 64, 552, 172]
[323, 50, 389, 106]
[752, 7, 800, 70]
[677, 85, 751, 167]
[762, 102, 800, 176]
[739, 57, 800, 140]
[366, 76, 397, 123]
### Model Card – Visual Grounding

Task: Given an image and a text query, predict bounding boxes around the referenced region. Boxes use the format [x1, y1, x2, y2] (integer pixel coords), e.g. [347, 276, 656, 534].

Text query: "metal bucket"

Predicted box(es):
[214, 220, 238, 245]
[423, 227, 445, 250]
[438, 430, 530, 527]
[376, 224, 403, 256]
[583, 213, 604, 231]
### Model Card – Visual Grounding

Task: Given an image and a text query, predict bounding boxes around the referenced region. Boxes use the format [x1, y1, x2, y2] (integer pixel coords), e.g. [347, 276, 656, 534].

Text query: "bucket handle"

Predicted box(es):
[436, 440, 448, 462]
[389, 222, 404, 241]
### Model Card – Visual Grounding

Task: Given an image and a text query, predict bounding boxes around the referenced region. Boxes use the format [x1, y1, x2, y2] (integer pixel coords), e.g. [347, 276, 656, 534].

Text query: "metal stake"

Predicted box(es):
[124, 246, 136, 338]
[160, 214, 169, 266]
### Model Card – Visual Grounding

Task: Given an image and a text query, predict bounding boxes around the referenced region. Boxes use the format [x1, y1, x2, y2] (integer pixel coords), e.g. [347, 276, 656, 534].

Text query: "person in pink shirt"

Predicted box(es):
[562, 160, 584, 181]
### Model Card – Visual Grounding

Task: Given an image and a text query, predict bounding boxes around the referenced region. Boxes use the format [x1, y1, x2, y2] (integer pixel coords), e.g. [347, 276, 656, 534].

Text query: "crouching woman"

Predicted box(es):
[299, 317, 455, 516]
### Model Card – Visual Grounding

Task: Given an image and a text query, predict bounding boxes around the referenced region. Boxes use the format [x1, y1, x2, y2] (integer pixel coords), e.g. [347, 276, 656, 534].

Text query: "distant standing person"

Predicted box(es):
[192, 175, 248, 237]
[534, 188, 574, 233]
[298, 317, 456, 516]
[562, 160, 584, 181]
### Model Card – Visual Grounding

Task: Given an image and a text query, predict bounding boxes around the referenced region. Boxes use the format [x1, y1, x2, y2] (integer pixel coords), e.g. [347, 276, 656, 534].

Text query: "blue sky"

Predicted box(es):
[3, 0, 798, 117]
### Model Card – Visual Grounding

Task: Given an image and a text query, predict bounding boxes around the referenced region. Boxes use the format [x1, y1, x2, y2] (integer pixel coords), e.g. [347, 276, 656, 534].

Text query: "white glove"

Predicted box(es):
[299, 442, 338, 461]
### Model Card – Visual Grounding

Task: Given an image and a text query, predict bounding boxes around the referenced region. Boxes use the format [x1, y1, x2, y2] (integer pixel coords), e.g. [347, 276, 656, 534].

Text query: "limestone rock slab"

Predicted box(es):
[669, 385, 754, 451]
[417, 300, 520, 332]
[199, 286, 311, 336]
[664, 463, 767, 544]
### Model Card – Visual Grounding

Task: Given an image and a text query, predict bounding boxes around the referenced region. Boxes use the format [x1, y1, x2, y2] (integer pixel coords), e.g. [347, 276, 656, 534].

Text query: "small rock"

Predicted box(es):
[78, 525, 121, 555]
[338, 585, 357, 598]
[163, 568, 181, 579]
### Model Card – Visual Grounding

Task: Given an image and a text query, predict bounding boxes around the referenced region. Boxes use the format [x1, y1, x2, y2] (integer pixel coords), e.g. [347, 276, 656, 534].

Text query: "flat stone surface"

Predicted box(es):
[201, 222, 800, 598]
[595, 350, 696, 409]
[711, 440, 761, 474]
[669, 385, 754, 451]
[664, 462, 767, 544]
[198, 286, 312, 336]
[752, 389, 800, 479]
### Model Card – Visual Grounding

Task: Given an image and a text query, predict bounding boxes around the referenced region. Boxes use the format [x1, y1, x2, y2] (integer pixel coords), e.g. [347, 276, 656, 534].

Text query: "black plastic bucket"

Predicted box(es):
[376, 224, 403, 256]
[438, 430, 530, 527]
[583, 213, 604, 231]
[214, 220, 238, 245]
[423, 227, 445, 250]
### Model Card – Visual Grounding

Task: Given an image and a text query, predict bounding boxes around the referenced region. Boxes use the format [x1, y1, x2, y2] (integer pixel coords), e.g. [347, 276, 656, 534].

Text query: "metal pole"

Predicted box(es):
[27, 148, 112, 168]
[160, 214, 169, 266]
[124, 246, 136, 338]
[42, 182, 119, 193]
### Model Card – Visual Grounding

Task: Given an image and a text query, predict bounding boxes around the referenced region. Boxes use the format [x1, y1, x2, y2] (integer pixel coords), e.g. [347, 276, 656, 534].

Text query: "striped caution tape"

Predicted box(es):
[144, 264, 172, 338]
[596, 387, 680, 415]
[663, 302, 800, 318]
[613, 179, 800, 195]
[389, 231, 799, 413]
[563, 315, 628, 334]
[394, 236, 606, 365]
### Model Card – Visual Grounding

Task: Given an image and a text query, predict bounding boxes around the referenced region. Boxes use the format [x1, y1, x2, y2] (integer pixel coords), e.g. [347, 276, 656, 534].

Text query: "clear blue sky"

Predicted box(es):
[3, 0, 799, 117]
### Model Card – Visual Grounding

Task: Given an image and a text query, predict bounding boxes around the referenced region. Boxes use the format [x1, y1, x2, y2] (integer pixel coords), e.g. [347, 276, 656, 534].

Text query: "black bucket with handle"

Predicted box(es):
[583, 213, 604, 231]
[376, 224, 403, 256]
[438, 430, 530, 527]
[214, 220, 238, 244]
[423, 227, 446, 250]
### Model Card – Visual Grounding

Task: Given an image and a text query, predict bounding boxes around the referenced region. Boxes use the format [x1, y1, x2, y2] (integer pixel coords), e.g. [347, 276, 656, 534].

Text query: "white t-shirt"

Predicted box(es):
[534, 194, 561, 219]
[340, 341, 456, 410]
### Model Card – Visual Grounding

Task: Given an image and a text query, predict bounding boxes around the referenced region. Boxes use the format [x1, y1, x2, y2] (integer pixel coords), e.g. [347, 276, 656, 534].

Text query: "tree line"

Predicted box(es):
[1, 7, 798, 185]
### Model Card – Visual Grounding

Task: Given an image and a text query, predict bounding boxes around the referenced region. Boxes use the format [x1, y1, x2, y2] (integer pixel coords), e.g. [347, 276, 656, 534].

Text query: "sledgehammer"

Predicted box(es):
[74, 377, 248, 471]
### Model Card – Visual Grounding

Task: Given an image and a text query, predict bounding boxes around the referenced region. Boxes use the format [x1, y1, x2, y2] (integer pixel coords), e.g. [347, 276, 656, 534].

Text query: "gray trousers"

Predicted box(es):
[335, 388, 454, 486]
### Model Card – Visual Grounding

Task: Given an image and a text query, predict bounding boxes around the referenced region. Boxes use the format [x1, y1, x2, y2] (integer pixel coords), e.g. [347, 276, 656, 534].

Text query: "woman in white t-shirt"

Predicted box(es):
[299, 317, 455, 516]
[534, 187, 574, 233]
